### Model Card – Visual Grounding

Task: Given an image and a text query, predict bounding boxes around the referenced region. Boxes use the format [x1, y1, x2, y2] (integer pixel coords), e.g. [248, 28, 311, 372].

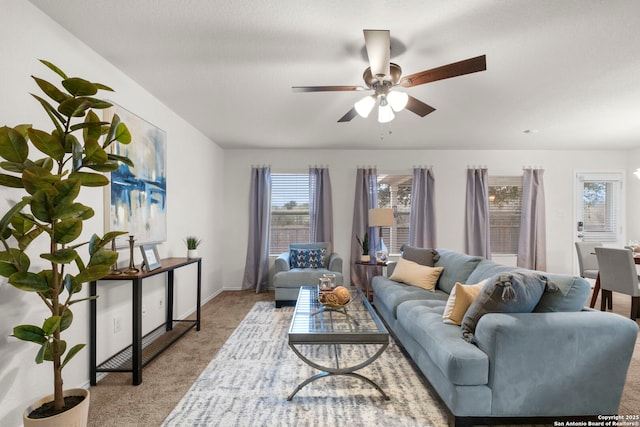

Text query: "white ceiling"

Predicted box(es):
[29, 0, 640, 151]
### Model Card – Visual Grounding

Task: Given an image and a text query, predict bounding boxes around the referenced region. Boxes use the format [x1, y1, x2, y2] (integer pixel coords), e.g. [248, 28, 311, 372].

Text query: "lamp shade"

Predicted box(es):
[378, 102, 395, 123]
[368, 208, 394, 227]
[387, 90, 409, 112]
[354, 95, 376, 118]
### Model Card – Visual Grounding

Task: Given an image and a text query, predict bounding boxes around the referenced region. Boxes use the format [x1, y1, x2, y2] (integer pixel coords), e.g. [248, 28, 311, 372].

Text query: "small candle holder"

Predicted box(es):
[109, 239, 123, 274]
[124, 235, 139, 273]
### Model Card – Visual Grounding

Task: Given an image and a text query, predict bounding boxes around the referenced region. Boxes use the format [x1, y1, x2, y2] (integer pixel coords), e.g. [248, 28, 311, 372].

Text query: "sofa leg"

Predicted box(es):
[448, 415, 474, 427]
[275, 301, 282, 309]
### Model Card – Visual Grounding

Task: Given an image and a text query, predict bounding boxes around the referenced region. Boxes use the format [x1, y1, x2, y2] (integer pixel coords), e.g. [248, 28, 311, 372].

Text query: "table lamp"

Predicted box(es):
[368, 208, 394, 262]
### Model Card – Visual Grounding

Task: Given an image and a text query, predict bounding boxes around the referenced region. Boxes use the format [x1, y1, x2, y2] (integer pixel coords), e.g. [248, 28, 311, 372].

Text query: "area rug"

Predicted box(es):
[162, 302, 448, 426]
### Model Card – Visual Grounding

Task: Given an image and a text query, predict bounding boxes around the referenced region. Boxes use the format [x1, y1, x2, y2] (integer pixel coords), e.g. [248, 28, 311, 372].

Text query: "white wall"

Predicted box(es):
[223, 148, 632, 288]
[0, 3, 224, 426]
[627, 149, 640, 241]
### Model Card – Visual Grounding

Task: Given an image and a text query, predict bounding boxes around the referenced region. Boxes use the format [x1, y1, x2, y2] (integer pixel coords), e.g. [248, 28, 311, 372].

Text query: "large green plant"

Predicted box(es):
[0, 60, 133, 413]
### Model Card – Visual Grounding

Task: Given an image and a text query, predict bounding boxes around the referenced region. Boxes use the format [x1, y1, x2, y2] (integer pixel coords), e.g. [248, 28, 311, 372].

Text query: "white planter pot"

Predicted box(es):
[24, 388, 90, 427]
[187, 249, 198, 258]
[360, 255, 370, 262]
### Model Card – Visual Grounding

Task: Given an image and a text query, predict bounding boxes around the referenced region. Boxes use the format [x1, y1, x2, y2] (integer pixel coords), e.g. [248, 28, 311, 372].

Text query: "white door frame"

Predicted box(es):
[573, 171, 625, 274]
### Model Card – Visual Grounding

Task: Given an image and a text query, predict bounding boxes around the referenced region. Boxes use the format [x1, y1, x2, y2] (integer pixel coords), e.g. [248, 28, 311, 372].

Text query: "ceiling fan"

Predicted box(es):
[292, 29, 486, 123]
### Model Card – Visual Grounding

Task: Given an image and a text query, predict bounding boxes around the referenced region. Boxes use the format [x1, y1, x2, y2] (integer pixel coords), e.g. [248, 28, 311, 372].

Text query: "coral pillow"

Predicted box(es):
[442, 279, 488, 325]
[389, 257, 444, 291]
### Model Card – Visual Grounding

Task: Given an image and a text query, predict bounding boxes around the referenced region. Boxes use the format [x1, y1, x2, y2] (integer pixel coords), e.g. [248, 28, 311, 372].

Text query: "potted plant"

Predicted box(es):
[0, 60, 133, 425]
[185, 236, 201, 258]
[356, 232, 370, 262]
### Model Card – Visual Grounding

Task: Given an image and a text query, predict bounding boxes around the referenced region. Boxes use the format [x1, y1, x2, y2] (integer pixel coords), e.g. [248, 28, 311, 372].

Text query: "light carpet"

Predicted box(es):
[162, 302, 448, 426]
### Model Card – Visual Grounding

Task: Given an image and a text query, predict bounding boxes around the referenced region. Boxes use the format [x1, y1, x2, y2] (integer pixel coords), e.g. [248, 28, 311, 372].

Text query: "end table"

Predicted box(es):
[354, 260, 387, 301]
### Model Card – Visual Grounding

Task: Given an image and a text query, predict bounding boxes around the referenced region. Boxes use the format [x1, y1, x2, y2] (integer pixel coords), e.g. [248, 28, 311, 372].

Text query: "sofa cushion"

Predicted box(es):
[397, 299, 489, 386]
[461, 272, 557, 343]
[372, 276, 449, 319]
[443, 279, 488, 325]
[273, 268, 343, 288]
[389, 257, 443, 291]
[465, 259, 520, 285]
[290, 248, 326, 269]
[401, 245, 440, 266]
[435, 248, 483, 294]
[533, 273, 591, 312]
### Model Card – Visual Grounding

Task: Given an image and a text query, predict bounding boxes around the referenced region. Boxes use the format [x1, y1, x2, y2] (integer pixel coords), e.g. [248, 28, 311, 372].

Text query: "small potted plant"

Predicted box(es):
[356, 232, 370, 262]
[185, 236, 201, 258]
[0, 60, 133, 426]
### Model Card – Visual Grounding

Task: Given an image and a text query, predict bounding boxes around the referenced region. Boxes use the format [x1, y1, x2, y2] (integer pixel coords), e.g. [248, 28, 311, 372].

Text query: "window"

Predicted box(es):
[270, 174, 309, 254]
[377, 174, 412, 255]
[488, 176, 522, 255]
[577, 173, 622, 243]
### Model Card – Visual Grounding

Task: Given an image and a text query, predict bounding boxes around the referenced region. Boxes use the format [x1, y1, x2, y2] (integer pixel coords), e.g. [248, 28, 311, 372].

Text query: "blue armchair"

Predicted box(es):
[274, 242, 343, 307]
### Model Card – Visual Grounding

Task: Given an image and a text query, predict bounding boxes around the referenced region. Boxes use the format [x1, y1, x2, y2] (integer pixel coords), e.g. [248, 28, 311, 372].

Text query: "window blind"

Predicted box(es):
[578, 174, 621, 243]
[488, 175, 523, 255]
[270, 174, 310, 254]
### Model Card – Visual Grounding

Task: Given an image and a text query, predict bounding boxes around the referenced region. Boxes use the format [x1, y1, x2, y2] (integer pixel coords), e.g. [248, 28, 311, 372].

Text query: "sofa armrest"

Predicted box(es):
[474, 311, 638, 416]
[274, 252, 290, 273]
[328, 253, 343, 274]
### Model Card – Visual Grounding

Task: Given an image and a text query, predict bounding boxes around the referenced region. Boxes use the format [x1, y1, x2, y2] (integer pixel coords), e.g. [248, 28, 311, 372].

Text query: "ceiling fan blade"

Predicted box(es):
[363, 29, 390, 79]
[399, 55, 486, 88]
[338, 107, 358, 123]
[292, 85, 364, 92]
[405, 95, 436, 117]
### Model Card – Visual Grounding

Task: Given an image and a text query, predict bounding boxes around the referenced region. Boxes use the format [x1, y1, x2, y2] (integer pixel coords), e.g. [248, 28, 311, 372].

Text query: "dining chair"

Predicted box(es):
[575, 241, 602, 280]
[594, 247, 640, 319]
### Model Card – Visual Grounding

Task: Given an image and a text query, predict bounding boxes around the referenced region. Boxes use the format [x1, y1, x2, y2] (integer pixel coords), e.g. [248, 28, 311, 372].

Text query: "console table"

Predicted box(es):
[89, 257, 202, 385]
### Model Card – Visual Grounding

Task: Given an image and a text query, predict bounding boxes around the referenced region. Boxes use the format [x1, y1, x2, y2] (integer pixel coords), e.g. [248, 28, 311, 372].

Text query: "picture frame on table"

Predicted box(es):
[140, 244, 162, 271]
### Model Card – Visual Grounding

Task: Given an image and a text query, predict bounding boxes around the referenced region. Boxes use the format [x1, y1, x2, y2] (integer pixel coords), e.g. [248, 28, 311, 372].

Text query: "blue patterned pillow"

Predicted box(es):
[290, 248, 326, 269]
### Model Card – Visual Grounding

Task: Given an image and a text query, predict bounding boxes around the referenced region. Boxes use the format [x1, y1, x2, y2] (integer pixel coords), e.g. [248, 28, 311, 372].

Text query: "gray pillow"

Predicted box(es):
[461, 272, 558, 343]
[401, 245, 439, 266]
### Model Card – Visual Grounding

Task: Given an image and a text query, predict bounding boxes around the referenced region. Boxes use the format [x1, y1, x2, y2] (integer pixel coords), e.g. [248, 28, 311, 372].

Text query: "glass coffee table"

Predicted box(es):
[287, 286, 390, 401]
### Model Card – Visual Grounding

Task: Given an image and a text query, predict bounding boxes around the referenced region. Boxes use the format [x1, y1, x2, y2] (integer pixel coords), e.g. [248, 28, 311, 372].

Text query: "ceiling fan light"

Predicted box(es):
[378, 99, 395, 123]
[387, 91, 409, 112]
[354, 95, 376, 118]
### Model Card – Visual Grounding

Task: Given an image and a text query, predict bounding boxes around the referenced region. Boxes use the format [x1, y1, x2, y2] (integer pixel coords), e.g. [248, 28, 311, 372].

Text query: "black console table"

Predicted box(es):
[89, 257, 202, 385]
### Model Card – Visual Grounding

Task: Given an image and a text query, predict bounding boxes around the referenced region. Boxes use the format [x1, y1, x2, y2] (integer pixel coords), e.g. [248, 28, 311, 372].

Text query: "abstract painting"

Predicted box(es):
[104, 104, 167, 246]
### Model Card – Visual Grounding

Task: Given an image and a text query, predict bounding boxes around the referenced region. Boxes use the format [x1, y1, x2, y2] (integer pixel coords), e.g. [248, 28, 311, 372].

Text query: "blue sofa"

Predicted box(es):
[372, 247, 638, 426]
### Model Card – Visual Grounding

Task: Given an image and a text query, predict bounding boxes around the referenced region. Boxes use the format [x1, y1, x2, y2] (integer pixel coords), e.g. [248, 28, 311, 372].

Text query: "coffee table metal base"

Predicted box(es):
[287, 342, 390, 401]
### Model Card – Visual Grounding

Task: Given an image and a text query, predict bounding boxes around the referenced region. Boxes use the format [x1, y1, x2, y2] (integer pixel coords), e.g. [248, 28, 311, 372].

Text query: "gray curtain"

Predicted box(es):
[242, 166, 271, 292]
[517, 168, 547, 270]
[309, 167, 334, 247]
[465, 167, 491, 259]
[409, 167, 436, 248]
[350, 168, 379, 288]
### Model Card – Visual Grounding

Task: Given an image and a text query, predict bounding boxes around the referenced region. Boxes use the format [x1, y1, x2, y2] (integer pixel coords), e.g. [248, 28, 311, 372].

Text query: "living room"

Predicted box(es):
[1, 1, 640, 426]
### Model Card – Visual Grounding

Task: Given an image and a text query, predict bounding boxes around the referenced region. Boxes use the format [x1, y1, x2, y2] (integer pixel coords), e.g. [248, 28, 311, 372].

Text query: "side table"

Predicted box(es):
[354, 260, 387, 301]
[90, 257, 202, 386]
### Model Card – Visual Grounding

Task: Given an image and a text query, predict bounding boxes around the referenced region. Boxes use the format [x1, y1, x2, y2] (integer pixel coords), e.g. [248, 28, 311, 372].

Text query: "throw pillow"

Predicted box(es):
[290, 248, 326, 269]
[461, 272, 558, 343]
[401, 245, 440, 266]
[442, 279, 488, 325]
[389, 257, 444, 291]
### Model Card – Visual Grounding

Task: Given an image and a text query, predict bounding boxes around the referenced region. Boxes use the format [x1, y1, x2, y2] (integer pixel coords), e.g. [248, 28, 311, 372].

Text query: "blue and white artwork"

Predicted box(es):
[104, 104, 167, 246]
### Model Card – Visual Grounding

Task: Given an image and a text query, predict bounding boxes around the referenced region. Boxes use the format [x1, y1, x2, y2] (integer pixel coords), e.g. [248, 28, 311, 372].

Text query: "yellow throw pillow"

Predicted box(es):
[389, 257, 444, 291]
[442, 279, 488, 325]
